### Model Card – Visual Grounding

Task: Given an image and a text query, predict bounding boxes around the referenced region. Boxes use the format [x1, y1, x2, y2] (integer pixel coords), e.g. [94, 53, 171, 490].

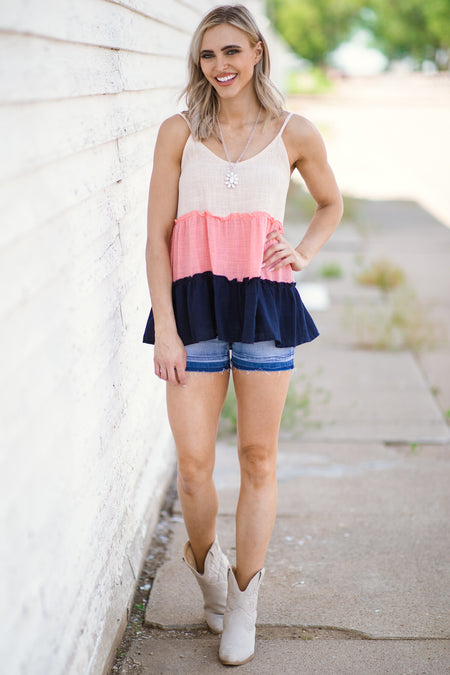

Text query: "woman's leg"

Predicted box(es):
[232, 369, 291, 590]
[166, 370, 230, 573]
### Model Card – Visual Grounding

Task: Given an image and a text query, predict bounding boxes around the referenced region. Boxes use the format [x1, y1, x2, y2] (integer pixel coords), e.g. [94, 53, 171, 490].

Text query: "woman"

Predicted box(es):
[143, 4, 343, 666]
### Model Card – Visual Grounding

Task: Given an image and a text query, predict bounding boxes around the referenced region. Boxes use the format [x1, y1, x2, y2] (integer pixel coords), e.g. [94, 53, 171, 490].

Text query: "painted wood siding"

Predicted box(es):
[0, 1, 218, 673]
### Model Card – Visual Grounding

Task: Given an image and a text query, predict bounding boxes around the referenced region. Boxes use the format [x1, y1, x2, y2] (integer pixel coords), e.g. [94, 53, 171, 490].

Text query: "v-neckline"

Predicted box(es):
[197, 116, 290, 165]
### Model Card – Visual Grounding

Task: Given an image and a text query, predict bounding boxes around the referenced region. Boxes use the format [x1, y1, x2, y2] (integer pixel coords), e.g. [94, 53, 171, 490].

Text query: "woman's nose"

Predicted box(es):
[215, 54, 227, 72]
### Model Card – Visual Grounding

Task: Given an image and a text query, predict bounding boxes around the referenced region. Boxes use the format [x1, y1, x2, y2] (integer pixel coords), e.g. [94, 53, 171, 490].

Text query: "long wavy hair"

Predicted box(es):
[181, 4, 284, 140]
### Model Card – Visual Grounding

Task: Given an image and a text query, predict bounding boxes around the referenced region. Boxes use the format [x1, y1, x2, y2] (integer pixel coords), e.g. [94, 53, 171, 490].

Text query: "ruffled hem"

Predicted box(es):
[143, 272, 319, 348]
[173, 209, 282, 227]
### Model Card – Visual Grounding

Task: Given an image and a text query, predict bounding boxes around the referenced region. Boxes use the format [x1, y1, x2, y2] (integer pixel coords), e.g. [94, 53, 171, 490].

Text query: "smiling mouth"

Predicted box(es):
[215, 74, 237, 83]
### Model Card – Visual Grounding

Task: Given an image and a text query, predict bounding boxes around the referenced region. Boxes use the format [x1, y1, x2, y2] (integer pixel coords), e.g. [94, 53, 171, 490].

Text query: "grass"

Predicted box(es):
[343, 282, 443, 352]
[356, 258, 405, 292]
[281, 377, 314, 430]
[286, 67, 333, 96]
[219, 379, 238, 435]
[319, 261, 343, 279]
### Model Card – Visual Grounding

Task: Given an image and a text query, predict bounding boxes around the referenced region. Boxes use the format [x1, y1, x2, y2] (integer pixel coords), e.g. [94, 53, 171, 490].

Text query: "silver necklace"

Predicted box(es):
[216, 106, 262, 189]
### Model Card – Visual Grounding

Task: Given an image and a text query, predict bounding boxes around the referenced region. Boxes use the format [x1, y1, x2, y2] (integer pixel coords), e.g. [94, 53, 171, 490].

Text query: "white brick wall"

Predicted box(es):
[0, 1, 221, 673]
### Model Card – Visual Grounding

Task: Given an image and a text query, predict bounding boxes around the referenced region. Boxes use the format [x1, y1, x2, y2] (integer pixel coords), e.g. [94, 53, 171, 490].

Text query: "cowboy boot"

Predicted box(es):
[183, 535, 230, 634]
[219, 566, 265, 665]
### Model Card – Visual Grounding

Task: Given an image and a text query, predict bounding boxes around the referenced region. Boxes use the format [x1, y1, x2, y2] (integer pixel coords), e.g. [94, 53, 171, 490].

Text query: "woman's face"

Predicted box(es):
[199, 23, 262, 100]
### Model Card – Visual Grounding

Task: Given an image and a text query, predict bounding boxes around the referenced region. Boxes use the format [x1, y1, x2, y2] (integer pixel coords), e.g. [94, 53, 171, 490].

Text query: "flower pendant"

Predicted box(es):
[225, 169, 239, 189]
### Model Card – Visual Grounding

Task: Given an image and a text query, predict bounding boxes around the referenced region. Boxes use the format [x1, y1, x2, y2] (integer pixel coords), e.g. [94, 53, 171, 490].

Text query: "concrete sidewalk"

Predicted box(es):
[114, 197, 450, 674]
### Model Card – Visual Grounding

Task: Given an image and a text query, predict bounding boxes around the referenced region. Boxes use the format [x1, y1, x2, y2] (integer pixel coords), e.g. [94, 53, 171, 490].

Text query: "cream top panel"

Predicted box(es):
[176, 114, 293, 223]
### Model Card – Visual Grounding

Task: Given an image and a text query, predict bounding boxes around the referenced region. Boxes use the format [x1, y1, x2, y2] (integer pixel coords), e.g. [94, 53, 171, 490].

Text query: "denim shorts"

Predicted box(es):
[185, 338, 295, 373]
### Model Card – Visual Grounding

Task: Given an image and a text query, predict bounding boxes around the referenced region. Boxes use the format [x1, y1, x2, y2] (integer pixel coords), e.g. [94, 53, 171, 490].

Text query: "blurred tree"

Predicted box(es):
[424, 0, 450, 49]
[266, 0, 450, 69]
[364, 0, 449, 67]
[421, 0, 450, 68]
[266, 0, 364, 65]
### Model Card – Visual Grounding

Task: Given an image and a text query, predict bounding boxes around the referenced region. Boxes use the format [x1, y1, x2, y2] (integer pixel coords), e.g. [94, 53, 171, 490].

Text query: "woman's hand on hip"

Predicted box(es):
[263, 231, 309, 273]
[154, 332, 187, 386]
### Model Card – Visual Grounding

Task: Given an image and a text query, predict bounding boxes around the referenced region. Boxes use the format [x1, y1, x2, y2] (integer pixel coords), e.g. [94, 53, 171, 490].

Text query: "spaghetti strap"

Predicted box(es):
[279, 112, 294, 135]
[177, 112, 191, 130]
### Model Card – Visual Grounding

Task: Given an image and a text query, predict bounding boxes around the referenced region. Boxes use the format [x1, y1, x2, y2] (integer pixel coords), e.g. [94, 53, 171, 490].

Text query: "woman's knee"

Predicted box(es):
[177, 454, 214, 495]
[239, 443, 277, 486]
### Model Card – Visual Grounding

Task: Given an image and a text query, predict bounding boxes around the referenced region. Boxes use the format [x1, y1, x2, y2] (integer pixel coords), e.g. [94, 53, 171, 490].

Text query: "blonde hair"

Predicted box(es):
[181, 4, 284, 140]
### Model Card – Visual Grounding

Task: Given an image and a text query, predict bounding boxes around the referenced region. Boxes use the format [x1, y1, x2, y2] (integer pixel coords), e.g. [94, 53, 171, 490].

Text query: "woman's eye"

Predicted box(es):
[200, 49, 240, 60]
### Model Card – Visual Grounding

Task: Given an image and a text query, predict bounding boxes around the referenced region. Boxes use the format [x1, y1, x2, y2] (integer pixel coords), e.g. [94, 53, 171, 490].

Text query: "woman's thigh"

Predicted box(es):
[233, 368, 291, 454]
[166, 371, 230, 472]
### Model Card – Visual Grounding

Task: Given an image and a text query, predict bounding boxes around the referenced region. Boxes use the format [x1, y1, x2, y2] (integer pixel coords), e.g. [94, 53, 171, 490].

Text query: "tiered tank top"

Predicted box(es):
[143, 112, 319, 348]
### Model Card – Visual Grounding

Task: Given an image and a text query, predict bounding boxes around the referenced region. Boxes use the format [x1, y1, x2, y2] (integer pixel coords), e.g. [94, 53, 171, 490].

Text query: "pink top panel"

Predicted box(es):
[171, 210, 295, 284]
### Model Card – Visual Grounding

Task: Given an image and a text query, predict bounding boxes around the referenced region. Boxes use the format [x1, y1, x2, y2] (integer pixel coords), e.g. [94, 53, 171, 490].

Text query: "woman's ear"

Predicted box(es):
[254, 40, 263, 65]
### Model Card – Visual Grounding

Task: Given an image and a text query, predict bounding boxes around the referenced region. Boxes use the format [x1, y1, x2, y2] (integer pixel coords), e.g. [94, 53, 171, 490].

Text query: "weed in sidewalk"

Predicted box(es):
[343, 282, 443, 352]
[281, 376, 314, 430]
[219, 379, 238, 435]
[319, 261, 343, 279]
[356, 257, 405, 292]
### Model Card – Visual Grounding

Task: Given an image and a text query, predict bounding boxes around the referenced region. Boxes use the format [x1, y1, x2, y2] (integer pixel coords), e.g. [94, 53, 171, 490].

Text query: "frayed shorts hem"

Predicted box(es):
[185, 362, 231, 373]
[232, 360, 294, 372]
[184, 338, 295, 373]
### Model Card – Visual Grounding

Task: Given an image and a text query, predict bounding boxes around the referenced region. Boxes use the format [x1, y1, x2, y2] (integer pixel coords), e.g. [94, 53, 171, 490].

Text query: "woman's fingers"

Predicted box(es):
[155, 363, 167, 380]
[174, 363, 187, 386]
[263, 234, 293, 269]
[154, 334, 187, 385]
[167, 362, 187, 386]
[167, 366, 178, 385]
[267, 252, 294, 270]
[154, 357, 187, 386]
[263, 231, 307, 272]
[155, 362, 185, 385]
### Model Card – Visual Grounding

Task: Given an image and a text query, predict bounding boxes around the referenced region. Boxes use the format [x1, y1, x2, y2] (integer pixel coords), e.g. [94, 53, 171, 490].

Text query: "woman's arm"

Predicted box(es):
[263, 114, 343, 272]
[146, 115, 190, 385]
